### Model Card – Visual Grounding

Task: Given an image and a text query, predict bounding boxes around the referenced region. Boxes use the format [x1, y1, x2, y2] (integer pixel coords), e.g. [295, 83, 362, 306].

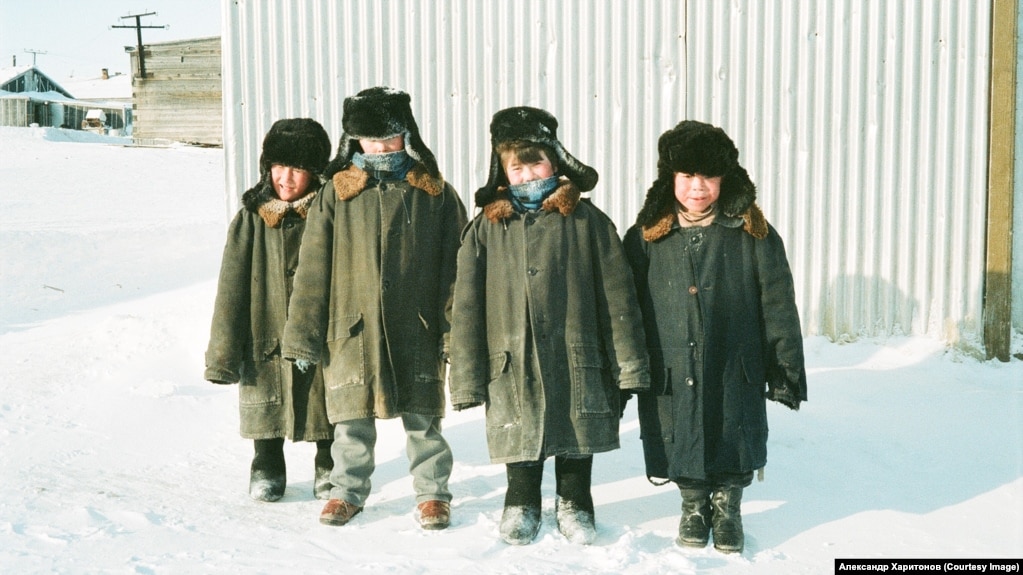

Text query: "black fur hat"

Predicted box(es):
[634, 120, 756, 229]
[475, 106, 598, 208]
[259, 117, 332, 177]
[323, 86, 440, 179]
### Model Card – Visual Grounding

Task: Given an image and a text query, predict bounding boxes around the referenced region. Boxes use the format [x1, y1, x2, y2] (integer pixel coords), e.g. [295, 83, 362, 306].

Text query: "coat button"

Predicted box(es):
[688, 285, 698, 294]
[286, 269, 296, 277]
[686, 377, 695, 386]
[528, 267, 538, 276]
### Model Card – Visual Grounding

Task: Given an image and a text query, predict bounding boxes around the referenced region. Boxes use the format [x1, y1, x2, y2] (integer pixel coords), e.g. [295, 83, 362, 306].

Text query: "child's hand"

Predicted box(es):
[766, 381, 801, 410]
[294, 358, 314, 373]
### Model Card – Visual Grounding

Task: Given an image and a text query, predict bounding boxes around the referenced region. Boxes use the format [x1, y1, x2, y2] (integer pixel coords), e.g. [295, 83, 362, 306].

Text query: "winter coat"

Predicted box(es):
[448, 181, 651, 464]
[281, 164, 467, 423]
[623, 212, 807, 482]
[204, 183, 332, 441]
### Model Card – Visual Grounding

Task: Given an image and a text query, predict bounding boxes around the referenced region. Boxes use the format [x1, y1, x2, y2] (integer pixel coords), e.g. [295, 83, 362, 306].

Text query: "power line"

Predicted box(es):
[110, 12, 166, 79]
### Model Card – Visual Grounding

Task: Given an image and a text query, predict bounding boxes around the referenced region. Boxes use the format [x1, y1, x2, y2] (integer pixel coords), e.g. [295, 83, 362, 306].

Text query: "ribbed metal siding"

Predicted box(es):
[685, 1, 991, 344]
[223, 0, 993, 345]
[223, 0, 686, 229]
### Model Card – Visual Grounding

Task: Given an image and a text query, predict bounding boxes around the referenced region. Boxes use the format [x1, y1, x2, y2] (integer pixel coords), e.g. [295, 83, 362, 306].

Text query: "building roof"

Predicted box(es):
[61, 72, 132, 101]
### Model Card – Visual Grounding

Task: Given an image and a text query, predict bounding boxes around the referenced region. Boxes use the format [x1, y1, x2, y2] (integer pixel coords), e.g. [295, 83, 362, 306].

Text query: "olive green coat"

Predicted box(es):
[282, 165, 467, 423]
[204, 186, 332, 441]
[448, 181, 651, 464]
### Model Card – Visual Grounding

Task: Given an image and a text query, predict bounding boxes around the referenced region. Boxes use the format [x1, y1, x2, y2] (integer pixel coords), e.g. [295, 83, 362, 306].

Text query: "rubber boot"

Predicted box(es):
[676, 487, 712, 548]
[313, 439, 333, 500]
[499, 464, 543, 545]
[710, 485, 744, 553]
[249, 438, 286, 502]
[554, 456, 596, 544]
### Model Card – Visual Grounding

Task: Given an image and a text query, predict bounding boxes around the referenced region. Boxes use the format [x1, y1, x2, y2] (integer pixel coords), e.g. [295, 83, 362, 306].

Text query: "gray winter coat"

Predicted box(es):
[282, 165, 467, 423]
[448, 181, 651, 464]
[623, 212, 807, 482]
[204, 185, 332, 441]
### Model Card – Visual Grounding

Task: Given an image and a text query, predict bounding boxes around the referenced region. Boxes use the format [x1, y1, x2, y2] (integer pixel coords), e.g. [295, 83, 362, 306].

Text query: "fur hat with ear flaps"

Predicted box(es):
[257, 117, 332, 178]
[242, 117, 332, 218]
[323, 86, 440, 180]
[475, 106, 599, 208]
[634, 120, 767, 241]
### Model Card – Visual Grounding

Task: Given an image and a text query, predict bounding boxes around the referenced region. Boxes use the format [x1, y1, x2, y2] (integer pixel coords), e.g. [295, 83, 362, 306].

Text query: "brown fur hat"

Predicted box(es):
[634, 120, 756, 229]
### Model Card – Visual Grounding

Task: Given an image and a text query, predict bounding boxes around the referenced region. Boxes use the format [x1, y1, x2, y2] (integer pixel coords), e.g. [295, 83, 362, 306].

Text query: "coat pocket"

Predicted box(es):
[239, 338, 284, 406]
[414, 311, 444, 385]
[570, 344, 613, 418]
[323, 314, 365, 389]
[485, 351, 519, 429]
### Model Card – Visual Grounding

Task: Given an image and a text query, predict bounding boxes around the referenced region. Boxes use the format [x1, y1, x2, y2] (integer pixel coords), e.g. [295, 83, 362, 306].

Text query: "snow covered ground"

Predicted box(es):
[0, 126, 1020, 574]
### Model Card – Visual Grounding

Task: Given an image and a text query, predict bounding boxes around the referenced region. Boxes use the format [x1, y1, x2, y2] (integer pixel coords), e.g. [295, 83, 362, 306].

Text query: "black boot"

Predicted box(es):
[249, 438, 286, 502]
[313, 439, 333, 500]
[554, 456, 596, 544]
[499, 464, 543, 545]
[710, 486, 744, 553]
[676, 487, 712, 547]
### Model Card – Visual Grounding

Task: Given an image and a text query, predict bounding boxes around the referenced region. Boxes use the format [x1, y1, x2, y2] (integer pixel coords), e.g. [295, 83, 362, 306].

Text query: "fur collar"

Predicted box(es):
[257, 192, 317, 228]
[332, 163, 444, 201]
[241, 181, 318, 227]
[481, 179, 581, 223]
[641, 201, 769, 242]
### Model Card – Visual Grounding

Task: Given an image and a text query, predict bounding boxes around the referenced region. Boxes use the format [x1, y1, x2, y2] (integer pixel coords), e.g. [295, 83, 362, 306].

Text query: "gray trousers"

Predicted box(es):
[329, 413, 453, 507]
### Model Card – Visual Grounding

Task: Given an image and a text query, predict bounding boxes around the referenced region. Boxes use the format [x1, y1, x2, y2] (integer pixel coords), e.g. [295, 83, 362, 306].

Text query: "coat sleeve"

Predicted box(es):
[437, 185, 469, 359]
[591, 213, 651, 391]
[447, 217, 490, 408]
[204, 211, 253, 384]
[282, 184, 335, 364]
[754, 226, 807, 409]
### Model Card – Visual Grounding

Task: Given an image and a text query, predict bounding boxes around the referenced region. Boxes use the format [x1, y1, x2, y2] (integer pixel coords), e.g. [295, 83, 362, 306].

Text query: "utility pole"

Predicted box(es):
[111, 12, 166, 79]
[23, 49, 47, 66]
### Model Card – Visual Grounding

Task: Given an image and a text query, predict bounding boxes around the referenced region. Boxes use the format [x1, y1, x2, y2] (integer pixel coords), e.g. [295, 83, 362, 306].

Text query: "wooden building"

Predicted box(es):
[126, 36, 222, 146]
[0, 65, 130, 133]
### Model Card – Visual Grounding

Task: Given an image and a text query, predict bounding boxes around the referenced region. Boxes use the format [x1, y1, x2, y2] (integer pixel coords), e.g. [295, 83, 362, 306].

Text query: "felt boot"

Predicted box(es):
[710, 485, 744, 553]
[249, 438, 286, 502]
[499, 464, 543, 545]
[313, 439, 333, 500]
[676, 487, 712, 548]
[554, 456, 596, 544]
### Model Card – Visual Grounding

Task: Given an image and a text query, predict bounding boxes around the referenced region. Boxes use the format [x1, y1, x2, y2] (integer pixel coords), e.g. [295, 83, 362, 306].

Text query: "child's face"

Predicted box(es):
[359, 134, 405, 154]
[502, 150, 555, 185]
[271, 164, 315, 202]
[674, 172, 722, 213]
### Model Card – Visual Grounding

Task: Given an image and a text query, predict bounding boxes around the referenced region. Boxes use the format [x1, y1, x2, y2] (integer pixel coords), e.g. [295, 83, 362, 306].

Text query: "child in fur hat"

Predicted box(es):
[281, 87, 467, 531]
[205, 117, 335, 502]
[448, 106, 650, 545]
[623, 120, 807, 554]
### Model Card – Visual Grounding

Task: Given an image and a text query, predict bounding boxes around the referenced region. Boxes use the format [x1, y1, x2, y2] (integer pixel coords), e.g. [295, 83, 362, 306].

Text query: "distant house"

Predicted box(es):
[126, 36, 222, 146]
[0, 66, 131, 134]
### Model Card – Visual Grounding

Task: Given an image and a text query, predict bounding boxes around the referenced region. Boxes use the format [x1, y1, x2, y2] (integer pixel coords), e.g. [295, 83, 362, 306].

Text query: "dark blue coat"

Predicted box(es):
[623, 213, 806, 482]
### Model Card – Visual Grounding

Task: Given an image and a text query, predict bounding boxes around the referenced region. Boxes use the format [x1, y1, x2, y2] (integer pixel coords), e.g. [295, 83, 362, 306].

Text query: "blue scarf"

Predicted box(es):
[508, 175, 559, 212]
[352, 150, 415, 181]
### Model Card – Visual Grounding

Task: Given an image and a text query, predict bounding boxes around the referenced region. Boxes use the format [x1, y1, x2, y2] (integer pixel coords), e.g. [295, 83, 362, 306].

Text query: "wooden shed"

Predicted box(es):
[127, 36, 222, 146]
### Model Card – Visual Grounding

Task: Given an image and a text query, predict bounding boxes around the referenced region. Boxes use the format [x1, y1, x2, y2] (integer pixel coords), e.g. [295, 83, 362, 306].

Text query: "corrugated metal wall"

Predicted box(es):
[222, 0, 994, 347]
[222, 0, 687, 222]
[683, 1, 991, 345]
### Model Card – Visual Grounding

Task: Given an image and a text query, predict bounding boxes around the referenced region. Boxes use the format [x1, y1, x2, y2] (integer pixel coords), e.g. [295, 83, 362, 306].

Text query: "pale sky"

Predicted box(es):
[0, 0, 221, 81]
